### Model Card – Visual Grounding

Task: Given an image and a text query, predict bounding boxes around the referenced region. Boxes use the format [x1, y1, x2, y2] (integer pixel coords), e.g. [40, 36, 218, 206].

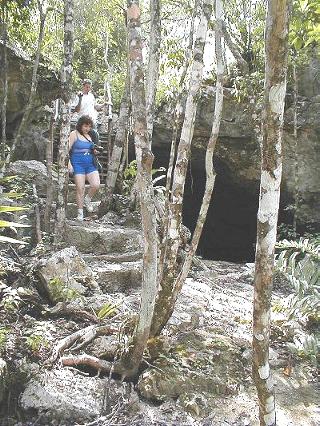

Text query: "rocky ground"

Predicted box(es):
[0, 162, 319, 426]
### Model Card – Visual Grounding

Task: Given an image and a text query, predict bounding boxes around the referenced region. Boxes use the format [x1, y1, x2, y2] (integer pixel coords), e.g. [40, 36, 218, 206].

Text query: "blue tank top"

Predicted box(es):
[71, 134, 93, 154]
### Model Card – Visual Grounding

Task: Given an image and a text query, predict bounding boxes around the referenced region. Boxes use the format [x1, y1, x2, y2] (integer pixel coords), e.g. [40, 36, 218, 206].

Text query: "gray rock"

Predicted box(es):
[6, 160, 56, 195]
[153, 85, 320, 226]
[20, 369, 104, 421]
[35, 246, 99, 303]
[90, 259, 142, 293]
[65, 222, 142, 255]
[0, 358, 8, 404]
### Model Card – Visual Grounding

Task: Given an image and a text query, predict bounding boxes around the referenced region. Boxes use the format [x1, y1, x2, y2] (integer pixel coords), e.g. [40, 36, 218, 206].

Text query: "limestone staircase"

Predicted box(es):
[65, 184, 142, 295]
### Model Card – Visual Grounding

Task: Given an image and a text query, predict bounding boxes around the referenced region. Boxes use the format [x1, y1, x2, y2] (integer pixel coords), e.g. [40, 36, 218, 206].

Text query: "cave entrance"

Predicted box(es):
[182, 160, 259, 262]
[151, 145, 259, 263]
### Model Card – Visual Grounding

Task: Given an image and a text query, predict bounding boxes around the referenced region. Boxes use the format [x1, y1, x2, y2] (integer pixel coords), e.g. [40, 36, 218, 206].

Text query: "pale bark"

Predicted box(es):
[5, 1, 48, 169]
[0, 4, 8, 166]
[171, 0, 225, 308]
[292, 64, 299, 237]
[54, 0, 74, 243]
[99, 76, 130, 214]
[146, 0, 161, 137]
[221, 21, 249, 74]
[103, 33, 113, 165]
[151, 0, 213, 337]
[158, 0, 199, 285]
[32, 184, 42, 244]
[252, 1, 290, 425]
[118, 0, 158, 377]
[44, 101, 57, 233]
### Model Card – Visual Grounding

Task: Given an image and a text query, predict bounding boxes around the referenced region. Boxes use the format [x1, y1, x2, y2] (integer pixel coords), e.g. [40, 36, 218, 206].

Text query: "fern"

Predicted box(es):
[275, 238, 320, 322]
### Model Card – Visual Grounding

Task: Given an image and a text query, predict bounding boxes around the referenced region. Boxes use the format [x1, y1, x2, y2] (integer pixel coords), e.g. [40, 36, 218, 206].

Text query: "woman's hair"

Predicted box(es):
[76, 115, 93, 134]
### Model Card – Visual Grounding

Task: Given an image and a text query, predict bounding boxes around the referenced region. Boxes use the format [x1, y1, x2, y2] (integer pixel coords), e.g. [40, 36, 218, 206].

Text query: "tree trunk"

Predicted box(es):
[252, 1, 290, 425]
[221, 22, 249, 74]
[54, 0, 74, 243]
[146, 0, 161, 138]
[5, 1, 47, 169]
[44, 101, 58, 234]
[292, 64, 299, 238]
[103, 32, 113, 168]
[151, 0, 213, 337]
[0, 4, 8, 168]
[99, 76, 130, 214]
[168, 0, 225, 318]
[158, 0, 199, 286]
[118, 0, 158, 378]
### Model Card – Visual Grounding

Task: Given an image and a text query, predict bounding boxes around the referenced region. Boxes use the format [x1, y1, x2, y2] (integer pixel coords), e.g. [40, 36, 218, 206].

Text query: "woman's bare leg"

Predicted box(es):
[86, 171, 100, 199]
[74, 174, 86, 208]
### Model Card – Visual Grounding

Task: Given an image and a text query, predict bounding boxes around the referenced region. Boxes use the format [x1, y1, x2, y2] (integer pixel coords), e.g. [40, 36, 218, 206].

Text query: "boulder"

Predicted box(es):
[90, 259, 142, 293]
[35, 246, 99, 303]
[20, 369, 107, 421]
[6, 160, 56, 196]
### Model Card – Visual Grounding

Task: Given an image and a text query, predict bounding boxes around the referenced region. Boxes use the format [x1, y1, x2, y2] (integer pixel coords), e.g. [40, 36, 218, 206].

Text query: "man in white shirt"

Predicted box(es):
[74, 79, 105, 143]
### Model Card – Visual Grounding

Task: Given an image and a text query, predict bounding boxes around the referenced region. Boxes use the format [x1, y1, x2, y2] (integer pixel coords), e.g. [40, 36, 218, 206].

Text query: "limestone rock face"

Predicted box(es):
[35, 246, 99, 303]
[0, 358, 8, 405]
[0, 42, 59, 139]
[153, 84, 320, 226]
[6, 160, 56, 196]
[65, 222, 142, 255]
[20, 369, 105, 421]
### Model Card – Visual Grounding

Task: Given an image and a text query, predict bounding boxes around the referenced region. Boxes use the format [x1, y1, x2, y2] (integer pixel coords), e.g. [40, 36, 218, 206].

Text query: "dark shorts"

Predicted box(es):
[71, 153, 97, 175]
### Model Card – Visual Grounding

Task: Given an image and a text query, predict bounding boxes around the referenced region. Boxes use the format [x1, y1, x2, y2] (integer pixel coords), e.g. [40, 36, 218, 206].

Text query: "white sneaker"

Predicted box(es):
[84, 195, 94, 213]
[76, 209, 84, 221]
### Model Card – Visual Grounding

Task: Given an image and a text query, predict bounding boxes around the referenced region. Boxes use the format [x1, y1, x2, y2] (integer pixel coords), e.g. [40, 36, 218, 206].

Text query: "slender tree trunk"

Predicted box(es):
[103, 32, 113, 168]
[44, 101, 57, 233]
[0, 4, 8, 168]
[292, 64, 299, 238]
[5, 1, 47, 169]
[151, 0, 213, 337]
[158, 0, 198, 285]
[164, 0, 225, 323]
[99, 76, 130, 214]
[252, 1, 290, 425]
[54, 0, 74, 243]
[146, 0, 161, 138]
[33, 184, 42, 244]
[118, 0, 158, 377]
[221, 22, 249, 74]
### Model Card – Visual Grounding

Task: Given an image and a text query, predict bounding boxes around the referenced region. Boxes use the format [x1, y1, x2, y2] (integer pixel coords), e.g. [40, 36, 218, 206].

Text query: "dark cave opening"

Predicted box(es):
[149, 143, 260, 263]
[182, 162, 259, 262]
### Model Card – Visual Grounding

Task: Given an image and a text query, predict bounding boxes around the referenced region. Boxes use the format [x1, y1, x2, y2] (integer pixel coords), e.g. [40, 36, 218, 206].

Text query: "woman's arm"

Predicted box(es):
[68, 131, 77, 174]
[69, 130, 77, 151]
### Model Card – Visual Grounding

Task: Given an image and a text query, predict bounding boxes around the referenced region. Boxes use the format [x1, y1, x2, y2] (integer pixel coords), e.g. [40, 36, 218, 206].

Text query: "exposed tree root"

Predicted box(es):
[50, 324, 118, 363]
[61, 354, 112, 374]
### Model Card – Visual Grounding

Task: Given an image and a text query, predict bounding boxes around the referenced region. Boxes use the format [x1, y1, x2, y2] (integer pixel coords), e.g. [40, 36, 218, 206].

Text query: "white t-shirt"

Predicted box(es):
[73, 92, 98, 123]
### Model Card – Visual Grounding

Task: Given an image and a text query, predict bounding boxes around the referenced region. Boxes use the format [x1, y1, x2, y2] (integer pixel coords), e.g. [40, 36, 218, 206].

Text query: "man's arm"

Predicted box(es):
[95, 101, 113, 112]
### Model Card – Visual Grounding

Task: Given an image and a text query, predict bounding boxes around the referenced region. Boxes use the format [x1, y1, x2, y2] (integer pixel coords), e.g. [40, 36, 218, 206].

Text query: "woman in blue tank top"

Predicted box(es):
[68, 115, 100, 221]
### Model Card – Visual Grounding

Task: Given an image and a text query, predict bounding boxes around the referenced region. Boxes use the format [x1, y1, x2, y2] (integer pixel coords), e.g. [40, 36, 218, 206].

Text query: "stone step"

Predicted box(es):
[89, 259, 142, 293]
[65, 221, 142, 255]
[82, 251, 142, 263]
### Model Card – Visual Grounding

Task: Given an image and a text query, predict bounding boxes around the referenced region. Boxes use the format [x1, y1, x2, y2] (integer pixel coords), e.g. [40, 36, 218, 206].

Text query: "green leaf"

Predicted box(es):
[1, 192, 25, 199]
[0, 206, 28, 213]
